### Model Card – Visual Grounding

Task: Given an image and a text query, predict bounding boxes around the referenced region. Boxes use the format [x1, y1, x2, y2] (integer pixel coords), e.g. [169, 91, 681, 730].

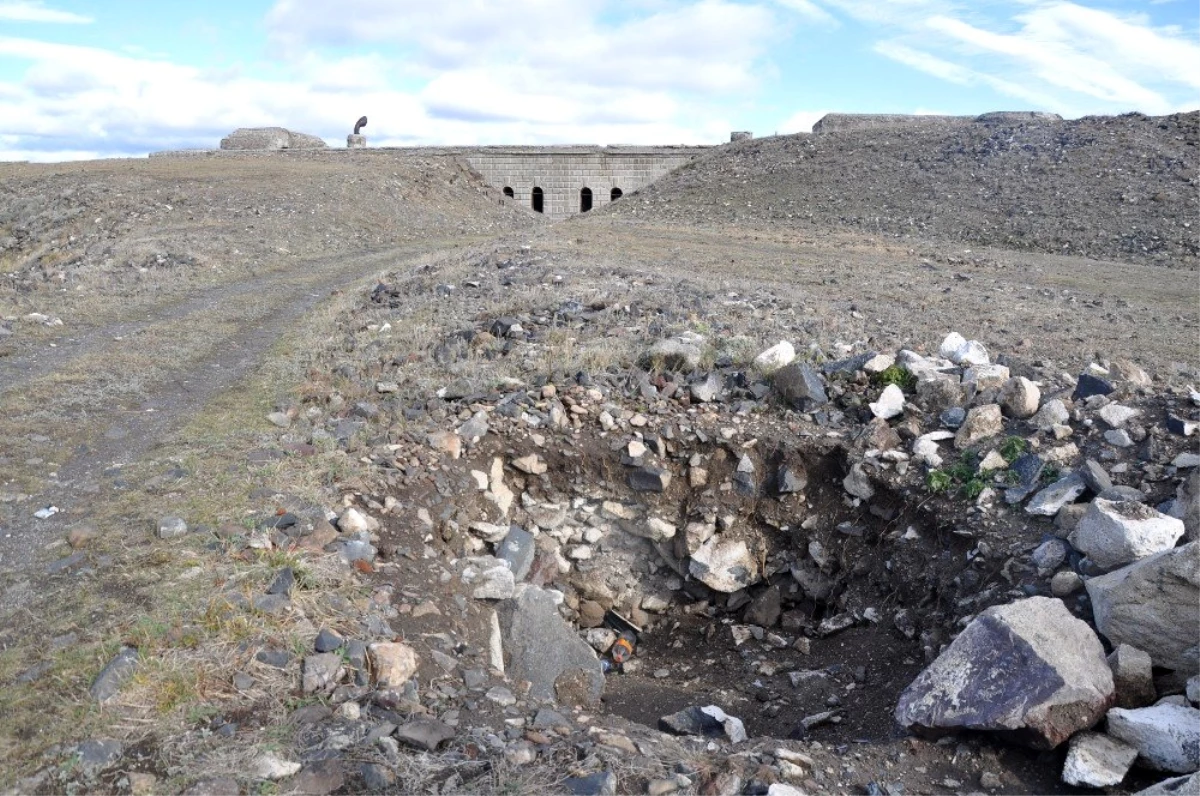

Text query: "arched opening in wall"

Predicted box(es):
[531, 187, 544, 213]
[611, 187, 623, 202]
[503, 187, 514, 198]
[580, 187, 593, 213]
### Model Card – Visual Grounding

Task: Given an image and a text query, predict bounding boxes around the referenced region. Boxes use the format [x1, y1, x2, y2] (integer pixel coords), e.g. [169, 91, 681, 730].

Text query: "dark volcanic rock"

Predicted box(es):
[772, 362, 828, 411]
[895, 596, 1113, 749]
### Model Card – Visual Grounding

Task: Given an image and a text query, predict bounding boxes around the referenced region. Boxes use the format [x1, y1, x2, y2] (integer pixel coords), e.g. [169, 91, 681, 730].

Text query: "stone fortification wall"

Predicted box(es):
[812, 111, 1065, 134]
[461, 147, 707, 219]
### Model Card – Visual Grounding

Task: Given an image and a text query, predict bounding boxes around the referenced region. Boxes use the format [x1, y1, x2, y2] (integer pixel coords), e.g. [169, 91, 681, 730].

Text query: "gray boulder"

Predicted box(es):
[642, 337, 702, 372]
[503, 586, 603, 704]
[1106, 703, 1200, 773]
[1086, 543, 1199, 673]
[772, 362, 828, 411]
[1070, 499, 1185, 571]
[894, 596, 1114, 748]
[1062, 731, 1138, 788]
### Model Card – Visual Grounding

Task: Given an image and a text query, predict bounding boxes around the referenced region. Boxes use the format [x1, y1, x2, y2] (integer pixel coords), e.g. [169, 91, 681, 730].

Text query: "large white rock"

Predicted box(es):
[869, 384, 906, 420]
[894, 596, 1114, 749]
[1070, 499, 1186, 571]
[1107, 703, 1200, 773]
[1062, 731, 1138, 787]
[689, 536, 758, 593]
[939, 332, 990, 366]
[999, 376, 1041, 419]
[1086, 543, 1200, 673]
[754, 341, 796, 372]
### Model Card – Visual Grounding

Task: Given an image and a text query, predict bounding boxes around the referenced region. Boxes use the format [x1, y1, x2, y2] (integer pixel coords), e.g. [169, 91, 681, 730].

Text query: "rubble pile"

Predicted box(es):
[158, 248, 1199, 793]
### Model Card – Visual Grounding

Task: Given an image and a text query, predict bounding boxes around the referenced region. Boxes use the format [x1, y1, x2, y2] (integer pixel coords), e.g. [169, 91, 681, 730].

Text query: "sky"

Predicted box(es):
[0, 0, 1197, 161]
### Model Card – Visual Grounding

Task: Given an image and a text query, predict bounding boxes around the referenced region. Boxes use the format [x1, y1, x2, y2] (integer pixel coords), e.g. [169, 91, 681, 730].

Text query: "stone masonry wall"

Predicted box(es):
[462, 149, 705, 220]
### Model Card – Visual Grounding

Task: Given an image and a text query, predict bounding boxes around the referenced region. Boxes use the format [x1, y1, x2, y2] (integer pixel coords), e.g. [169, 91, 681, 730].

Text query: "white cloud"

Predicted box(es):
[851, 1, 1200, 116]
[0, 1, 91, 24]
[769, 0, 837, 25]
[873, 41, 972, 85]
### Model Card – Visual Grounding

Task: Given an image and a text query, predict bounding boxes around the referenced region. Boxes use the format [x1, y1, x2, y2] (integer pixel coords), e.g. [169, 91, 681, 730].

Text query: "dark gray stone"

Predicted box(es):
[1081, 460, 1114, 494]
[497, 526, 536, 582]
[89, 646, 138, 703]
[564, 771, 617, 796]
[822, 352, 876, 375]
[895, 596, 1114, 749]
[940, 406, 966, 429]
[395, 718, 455, 751]
[256, 647, 291, 668]
[504, 586, 603, 704]
[74, 739, 123, 778]
[314, 628, 344, 653]
[360, 762, 393, 790]
[252, 593, 290, 615]
[1099, 486, 1147, 502]
[1074, 373, 1115, 401]
[266, 567, 295, 595]
[743, 586, 781, 628]
[347, 639, 369, 686]
[1026, 473, 1087, 516]
[1004, 453, 1046, 505]
[1031, 539, 1069, 573]
[659, 705, 747, 743]
[629, 466, 671, 492]
[777, 463, 808, 494]
[292, 758, 344, 795]
[773, 362, 828, 411]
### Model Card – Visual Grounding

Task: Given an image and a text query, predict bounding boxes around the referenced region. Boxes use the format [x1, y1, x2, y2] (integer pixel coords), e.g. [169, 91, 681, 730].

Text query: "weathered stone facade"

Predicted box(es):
[461, 146, 708, 220]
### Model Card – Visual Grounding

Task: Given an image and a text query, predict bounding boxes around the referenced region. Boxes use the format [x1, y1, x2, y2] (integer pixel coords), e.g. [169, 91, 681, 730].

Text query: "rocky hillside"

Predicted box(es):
[612, 112, 1199, 267]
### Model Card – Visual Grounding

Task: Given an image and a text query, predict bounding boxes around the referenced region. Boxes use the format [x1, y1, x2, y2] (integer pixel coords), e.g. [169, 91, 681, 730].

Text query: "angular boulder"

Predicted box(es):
[772, 362, 828, 411]
[1070, 499, 1185, 571]
[1062, 731, 1138, 788]
[894, 596, 1114, 748]
[503, 586, 603, 705]
[689, 536, 758, 593]
[1106, 704, 1200, 773]
[1086, 543, 1199, 673]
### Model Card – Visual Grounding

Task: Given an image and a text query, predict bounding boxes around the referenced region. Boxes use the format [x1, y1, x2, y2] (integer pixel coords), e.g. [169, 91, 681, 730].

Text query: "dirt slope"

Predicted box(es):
[611, 111, 1199, 267]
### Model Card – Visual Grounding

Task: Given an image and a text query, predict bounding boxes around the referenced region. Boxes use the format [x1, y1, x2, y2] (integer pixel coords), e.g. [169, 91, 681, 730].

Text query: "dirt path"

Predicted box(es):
[0, 240, 483, 575]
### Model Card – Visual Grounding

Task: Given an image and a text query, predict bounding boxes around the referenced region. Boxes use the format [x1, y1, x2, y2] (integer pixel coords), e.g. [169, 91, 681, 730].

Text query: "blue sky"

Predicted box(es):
[1, 0, 1197, 161]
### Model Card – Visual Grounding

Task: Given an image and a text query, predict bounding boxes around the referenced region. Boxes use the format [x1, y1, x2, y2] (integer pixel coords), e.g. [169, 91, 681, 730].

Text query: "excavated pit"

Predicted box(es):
[519, 435, 987, 744]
